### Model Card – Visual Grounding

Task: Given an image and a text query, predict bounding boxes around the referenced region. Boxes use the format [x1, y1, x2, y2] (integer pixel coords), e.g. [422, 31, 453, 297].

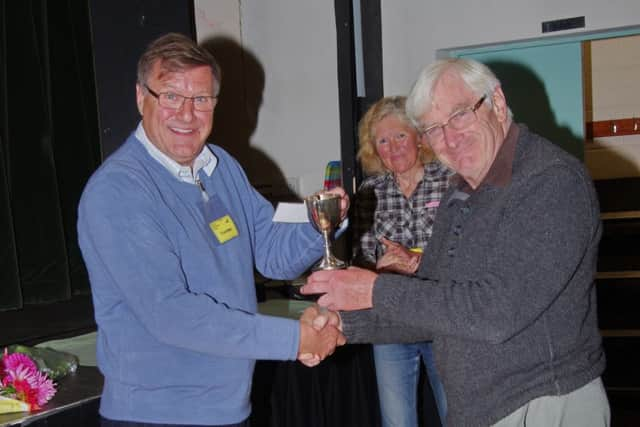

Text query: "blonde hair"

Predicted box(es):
[357, 96, 432, 176]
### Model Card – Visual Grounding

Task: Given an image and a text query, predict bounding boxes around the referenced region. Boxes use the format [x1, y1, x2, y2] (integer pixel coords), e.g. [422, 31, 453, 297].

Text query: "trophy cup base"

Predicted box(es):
[311, 256, 347, 272]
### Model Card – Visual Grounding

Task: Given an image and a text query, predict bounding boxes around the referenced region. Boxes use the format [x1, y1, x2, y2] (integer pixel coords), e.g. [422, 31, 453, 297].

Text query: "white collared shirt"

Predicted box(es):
[135, 122, 217, 184]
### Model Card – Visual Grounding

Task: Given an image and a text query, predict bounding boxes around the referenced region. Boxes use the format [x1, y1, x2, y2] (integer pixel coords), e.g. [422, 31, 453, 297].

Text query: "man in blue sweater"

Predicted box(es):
[77, 33, 346, 427]
[302, 58, 609, 426]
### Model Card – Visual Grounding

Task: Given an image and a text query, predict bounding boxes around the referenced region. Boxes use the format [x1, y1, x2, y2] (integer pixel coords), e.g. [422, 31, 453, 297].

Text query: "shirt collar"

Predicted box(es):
[455, 122, 519, 192]
[135, 122, 217, 184]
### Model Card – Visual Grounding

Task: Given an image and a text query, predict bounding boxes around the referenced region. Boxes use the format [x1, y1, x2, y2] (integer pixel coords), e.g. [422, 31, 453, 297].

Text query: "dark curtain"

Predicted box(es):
[252, 345, 382, 427]
[0, 0, 100, 311]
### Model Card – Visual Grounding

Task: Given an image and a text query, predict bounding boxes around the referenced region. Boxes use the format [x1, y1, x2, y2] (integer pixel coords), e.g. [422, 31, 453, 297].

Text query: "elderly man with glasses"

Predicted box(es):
[78, 33, 347, 427]
[301, 58, 609, 427]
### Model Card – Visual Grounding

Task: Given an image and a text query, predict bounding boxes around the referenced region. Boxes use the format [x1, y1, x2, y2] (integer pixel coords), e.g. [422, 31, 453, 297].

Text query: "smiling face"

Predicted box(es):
[372, 114, 422, 176]
[421, 69, 509, 188]
[136, 60, 217, 167]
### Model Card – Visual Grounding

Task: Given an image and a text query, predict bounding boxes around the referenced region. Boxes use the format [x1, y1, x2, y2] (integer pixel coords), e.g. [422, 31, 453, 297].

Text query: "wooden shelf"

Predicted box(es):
[597, 271, 640, 279]
[586, 117, 640, 138]
[601, 210, 640, 220]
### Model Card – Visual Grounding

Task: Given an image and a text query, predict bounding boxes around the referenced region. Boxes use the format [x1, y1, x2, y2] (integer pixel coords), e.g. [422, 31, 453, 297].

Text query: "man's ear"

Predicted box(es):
[135, 84, 144, 116]
[491, 86, 508, 123]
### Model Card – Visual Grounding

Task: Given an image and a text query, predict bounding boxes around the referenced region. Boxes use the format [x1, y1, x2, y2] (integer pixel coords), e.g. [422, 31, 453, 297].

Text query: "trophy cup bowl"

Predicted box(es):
[304, 192, 347, 271]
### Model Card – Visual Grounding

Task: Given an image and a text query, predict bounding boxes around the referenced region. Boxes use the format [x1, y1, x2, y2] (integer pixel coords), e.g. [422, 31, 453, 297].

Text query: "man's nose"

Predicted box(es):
[443, 125, 462, 148]
[176, 98, 195, 120]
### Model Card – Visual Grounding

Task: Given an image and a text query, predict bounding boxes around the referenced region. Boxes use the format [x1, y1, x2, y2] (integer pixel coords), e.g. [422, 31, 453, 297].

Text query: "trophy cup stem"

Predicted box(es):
[312, 229, 346, 271]
[322, 229, 333, 262]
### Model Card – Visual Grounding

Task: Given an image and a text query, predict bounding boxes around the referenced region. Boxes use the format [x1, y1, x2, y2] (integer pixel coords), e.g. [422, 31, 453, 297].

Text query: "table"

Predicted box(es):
[0, 299, 388, 427]
[0, 366, 103, 427]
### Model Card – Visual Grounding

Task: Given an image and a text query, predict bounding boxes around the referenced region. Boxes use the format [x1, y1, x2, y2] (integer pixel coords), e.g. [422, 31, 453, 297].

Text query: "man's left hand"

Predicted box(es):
[300, 267, 377, 311]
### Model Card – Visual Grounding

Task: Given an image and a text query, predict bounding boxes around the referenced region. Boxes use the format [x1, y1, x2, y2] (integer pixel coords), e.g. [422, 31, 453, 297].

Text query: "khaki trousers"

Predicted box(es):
[491, 377, 610, 427]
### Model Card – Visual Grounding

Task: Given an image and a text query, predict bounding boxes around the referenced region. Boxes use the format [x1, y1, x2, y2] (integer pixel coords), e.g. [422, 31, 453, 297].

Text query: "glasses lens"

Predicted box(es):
[424, 126, 443, 142]
[157, 93, 214, 111]
[449, 109, 476, 130]
[159, 93, 183, 109]
[193, 97, 214, 112]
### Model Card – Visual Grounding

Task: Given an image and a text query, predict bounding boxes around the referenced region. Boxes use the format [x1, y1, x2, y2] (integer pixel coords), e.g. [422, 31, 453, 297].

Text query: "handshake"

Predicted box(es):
[293, 265, 380, 367]
[297, 305, 345, 367]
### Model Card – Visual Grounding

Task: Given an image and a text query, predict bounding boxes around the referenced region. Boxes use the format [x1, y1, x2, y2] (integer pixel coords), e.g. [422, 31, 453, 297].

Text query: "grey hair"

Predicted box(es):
[137, 33, 222, 96]
[406, 58, 511, 128]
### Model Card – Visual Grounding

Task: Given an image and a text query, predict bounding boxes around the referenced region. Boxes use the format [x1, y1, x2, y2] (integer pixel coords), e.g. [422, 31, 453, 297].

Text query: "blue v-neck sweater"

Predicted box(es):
[78, 134, 324, 425]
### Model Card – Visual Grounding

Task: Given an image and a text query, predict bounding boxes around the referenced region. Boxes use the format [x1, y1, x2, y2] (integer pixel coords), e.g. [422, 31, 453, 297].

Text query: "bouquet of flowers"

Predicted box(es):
[0, 349, 56, 414]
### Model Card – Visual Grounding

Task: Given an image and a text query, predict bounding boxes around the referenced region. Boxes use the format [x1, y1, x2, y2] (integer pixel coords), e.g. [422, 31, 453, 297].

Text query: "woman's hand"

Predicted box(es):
[376, 237, 422, 274]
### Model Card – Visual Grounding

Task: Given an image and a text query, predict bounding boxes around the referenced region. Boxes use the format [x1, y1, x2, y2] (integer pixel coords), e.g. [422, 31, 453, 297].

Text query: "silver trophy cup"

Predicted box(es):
[305, 192, 347, 271]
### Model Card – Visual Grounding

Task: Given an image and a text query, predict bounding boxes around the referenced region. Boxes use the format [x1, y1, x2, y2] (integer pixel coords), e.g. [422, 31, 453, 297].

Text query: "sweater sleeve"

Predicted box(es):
[341, 307, 433, 343]
[78, 171, 301, 360]
[346, 165, 599, 345]
[212, 148, 325, 280]
[249, 189, 325, 279]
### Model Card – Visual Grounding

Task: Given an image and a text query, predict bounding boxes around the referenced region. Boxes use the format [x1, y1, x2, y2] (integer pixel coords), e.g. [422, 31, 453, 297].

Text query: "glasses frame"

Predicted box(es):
[144, 84, 217, 112]
[422, 94, 487, 142]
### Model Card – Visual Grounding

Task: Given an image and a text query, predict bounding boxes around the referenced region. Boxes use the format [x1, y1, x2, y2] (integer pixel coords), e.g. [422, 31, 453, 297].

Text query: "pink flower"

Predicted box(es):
[0, 349, 56, 411]
[1, 351, 38, 376]
[29, 370, 56, 407]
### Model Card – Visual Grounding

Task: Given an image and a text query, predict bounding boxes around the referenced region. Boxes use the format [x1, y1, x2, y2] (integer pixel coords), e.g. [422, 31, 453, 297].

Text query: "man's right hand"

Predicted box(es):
[297, 305, 345, 367]
[302, 304, 343, 331]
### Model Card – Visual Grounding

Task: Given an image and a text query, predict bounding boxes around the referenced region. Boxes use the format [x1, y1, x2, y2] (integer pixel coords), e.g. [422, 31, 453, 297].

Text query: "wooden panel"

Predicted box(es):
[597, 278, 640, 329]
[594, 177, 640, 213]
[602, 336, 640, 388]
[586, 117, 640, 138]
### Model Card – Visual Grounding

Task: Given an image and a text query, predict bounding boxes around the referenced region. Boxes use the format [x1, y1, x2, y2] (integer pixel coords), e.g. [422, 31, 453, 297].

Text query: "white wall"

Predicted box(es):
[194, 0, 241, 42]
[585, 35, 640, 179]
[194, 0, 341, 198]
[193, 1, 640, 190]
[381, 0, 640, 95]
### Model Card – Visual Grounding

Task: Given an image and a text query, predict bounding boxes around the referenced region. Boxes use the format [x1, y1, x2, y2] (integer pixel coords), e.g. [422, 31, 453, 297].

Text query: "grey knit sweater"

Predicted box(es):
[342, 124, 605, 426]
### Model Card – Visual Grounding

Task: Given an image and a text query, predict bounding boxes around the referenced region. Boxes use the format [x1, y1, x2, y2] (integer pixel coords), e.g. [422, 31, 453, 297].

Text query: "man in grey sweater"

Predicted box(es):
[301, 58, 609, 426]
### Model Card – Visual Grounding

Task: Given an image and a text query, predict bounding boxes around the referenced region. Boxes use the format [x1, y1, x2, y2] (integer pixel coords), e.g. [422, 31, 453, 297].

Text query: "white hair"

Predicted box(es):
[406, 58, 509, 129]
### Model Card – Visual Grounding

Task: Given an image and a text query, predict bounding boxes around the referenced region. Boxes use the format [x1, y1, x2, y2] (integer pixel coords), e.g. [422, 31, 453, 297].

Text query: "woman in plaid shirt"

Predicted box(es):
[352, 96, 452, 427]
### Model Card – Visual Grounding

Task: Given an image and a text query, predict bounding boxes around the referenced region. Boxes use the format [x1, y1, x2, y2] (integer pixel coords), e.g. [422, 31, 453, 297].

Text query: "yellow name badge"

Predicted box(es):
[209, 215, 239, 243]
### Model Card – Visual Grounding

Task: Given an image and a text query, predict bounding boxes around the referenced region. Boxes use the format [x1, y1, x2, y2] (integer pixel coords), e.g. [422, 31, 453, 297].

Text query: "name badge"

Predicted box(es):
[209, 214, 239, 244]
[201, 192, 239, 245]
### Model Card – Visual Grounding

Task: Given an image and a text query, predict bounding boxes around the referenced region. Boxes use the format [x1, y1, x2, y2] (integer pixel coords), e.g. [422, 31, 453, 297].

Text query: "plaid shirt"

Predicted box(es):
[352, 160, 452, 267]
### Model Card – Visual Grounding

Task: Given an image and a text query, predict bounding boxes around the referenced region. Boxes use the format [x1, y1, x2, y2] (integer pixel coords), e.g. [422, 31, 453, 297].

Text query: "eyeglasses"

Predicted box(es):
[422, 95, 487, 143]
[144, 84, 216, 112]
